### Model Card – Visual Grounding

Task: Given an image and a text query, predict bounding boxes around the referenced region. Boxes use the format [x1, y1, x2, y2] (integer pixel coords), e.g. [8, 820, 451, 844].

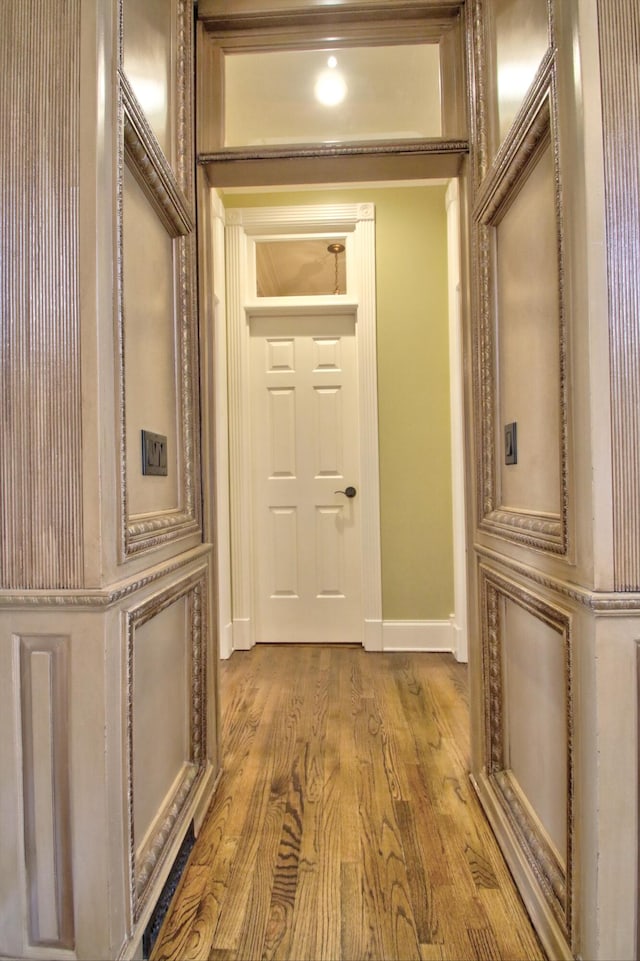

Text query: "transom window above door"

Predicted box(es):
[196, 3, 467, 184]
[224, 44, 442, 147]
[255, 237, 347, 297]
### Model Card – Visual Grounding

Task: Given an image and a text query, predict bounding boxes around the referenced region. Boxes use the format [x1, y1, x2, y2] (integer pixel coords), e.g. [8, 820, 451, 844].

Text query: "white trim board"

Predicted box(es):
[446, 179, 468, 664]
[382, 619, 457, 653]
[221, 179, 449, 195]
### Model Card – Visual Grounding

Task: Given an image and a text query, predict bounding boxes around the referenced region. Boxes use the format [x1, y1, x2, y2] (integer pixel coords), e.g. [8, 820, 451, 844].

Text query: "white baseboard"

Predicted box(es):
[363, 618, 383, 652]
[232, 618, 252, 651]
[221, 618, 462, 657]
[382, 619, 455, 653]
[218, 621, 234, 660]
[451, 620, 468, 663]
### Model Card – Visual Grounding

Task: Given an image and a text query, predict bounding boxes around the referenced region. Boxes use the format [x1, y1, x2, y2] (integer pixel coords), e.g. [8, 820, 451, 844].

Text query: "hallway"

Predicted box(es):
[151, 647, 544, 961]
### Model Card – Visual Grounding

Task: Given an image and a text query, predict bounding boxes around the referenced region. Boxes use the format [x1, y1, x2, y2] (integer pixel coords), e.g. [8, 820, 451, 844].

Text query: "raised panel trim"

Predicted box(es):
[472, 77, 569, 555]
[0, 545, 213, 610]
[6, 541, 640, 613]
[124, 567, 209, 922]
[121, 74, 194, 238]
[467, 0, 555, 191]
[18, 634, 74, 950]
[478, 563, 574, 949]
[116, 0, 202, 560]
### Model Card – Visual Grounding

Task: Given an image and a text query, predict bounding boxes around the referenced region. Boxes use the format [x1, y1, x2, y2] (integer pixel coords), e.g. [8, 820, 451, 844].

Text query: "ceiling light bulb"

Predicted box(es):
[314, 70, 347, 106]
[327, 55, 337, 69]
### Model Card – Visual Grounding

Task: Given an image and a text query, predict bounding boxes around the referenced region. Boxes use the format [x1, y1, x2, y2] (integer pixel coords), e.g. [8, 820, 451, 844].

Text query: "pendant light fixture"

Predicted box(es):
[327, 242, 345, 294]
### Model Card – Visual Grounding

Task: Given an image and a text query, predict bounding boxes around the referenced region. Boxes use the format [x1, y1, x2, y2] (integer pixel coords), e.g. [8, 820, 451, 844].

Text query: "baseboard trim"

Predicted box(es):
[363, 618, 383, 652]
[223, 619, 457, 655]
[232, 618, 252, 651]
[218, 621, 234, 660]
[382, 619, 455, 653]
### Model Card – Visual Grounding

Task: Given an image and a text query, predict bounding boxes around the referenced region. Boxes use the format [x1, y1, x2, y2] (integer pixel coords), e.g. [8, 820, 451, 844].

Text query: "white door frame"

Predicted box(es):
[446, 180, 468, 663]
[225, 203, 383, 652]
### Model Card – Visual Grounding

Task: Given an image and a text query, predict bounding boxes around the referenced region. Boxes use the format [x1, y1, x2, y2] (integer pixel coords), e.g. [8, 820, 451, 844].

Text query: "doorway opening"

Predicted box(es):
[200, 180, 467, 664]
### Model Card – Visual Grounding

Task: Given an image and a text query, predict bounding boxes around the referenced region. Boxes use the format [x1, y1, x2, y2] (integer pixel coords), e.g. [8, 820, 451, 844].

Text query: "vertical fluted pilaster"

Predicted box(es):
[597, 0, 640, 590]
[0, 0, 83, 589]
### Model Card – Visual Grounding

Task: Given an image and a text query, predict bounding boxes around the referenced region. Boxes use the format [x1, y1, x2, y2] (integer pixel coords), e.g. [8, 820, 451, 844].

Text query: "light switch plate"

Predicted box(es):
[504, 422, 517, 465]
[141, 430, 168, 476]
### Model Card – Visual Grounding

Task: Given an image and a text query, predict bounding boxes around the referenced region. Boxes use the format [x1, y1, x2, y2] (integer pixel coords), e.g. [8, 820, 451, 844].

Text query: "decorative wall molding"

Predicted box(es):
[116, 0, 202, 560]
[479, 51, 556, 214]
[472, 76, 568, 556]
[200, 139, 469, 167]
[466, 0, 489, 188]
[125, 566, 209, 922]
[175, 0, 196, 202]
[121, 74, 194, 238]
[0, 0, 84, 591]
[479, 563, 574, 947]
[225, 202, 374, 230]
[596, 0, 640, 590]
[198, 1, 464, 36]
[0, 546, 212, 609]
[473, 60, 554, 222]
[18, 634, 74, 949]
[473, 543, 640, 612]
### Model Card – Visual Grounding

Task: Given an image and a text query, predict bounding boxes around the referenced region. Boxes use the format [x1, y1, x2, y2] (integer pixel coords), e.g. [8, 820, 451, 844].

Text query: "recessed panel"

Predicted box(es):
[269, 508, 298, 597]
[123, 165, 179, 516]
[133, 597, 189, 851]
[492, 0, 550, 144]
[314, 387, 343, 478]
[19, 636, 73, 949]
[225, 44, 441, 147]
[496, 141, 561, 517]
[315, 506, 344, 597]
[268, 388, 296, 478]
[267, 338, 295, 372]
[313, 337, 342, 371]
[503, 597, 567, 858]
[122, 0, 174, 158]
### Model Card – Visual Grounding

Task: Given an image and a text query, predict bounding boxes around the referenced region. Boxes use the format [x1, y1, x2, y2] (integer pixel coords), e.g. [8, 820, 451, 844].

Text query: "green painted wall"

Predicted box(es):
[223, 186, 453, 621]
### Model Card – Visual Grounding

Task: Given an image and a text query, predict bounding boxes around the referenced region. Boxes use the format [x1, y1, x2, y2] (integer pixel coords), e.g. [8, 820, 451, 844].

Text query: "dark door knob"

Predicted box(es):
[335, 486, 357, 498]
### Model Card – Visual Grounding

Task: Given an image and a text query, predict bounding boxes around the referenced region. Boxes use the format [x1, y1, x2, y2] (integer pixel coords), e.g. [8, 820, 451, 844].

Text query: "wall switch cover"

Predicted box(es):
[142, 430, 168, 476]
[504, 422, 517, 465]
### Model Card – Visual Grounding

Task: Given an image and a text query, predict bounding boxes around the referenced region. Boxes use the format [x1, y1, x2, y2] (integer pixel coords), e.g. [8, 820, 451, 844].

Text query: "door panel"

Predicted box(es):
[251, 312, 361, 644]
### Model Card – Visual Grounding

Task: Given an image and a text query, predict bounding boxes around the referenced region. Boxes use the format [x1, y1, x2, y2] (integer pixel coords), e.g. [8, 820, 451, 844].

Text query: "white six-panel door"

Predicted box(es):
[250, 311, 362, 643]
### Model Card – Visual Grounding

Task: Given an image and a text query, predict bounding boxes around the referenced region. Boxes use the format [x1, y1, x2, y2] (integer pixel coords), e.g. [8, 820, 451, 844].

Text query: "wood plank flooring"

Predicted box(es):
[151, 646, 545, 961]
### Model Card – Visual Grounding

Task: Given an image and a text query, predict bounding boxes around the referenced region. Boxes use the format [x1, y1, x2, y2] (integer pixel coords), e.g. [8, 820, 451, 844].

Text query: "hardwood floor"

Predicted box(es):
[151, 646, 545, 961]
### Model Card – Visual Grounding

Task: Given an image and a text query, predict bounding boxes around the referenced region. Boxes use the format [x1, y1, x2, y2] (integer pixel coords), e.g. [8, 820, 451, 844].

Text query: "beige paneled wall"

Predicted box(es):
[123, 166, 181, 516]
[495, 139, 561, 517]
[0, 1, 218, 959]
[467, 1, 640, 959]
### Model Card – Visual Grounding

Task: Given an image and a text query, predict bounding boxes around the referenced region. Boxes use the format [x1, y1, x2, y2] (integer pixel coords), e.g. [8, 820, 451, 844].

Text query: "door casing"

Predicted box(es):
[225, 202, 383, 652]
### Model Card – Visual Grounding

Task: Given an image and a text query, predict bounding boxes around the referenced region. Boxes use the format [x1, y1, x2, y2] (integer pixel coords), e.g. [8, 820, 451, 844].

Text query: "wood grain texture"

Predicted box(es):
[0, 0, 84, 590]
[152, 647, 545, 961]
[597, 0, 640, 590]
